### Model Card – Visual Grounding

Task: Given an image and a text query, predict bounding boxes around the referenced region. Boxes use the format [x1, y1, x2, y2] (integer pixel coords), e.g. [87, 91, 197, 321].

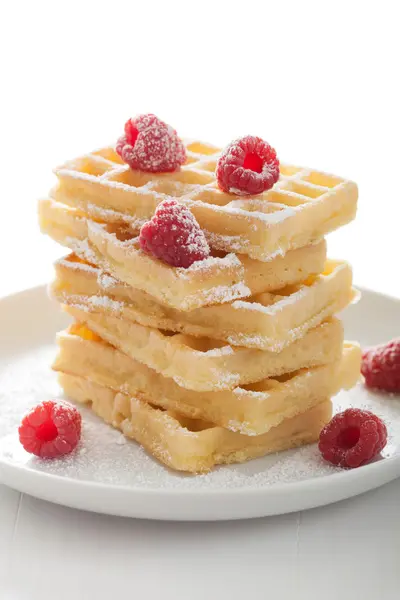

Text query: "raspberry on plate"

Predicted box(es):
[116, 113, 186, 173]
[216, 135, 280, 195]
[18, 400, 82, 459]
[139, 199, 210, 268]
[361, 338, 400, 393]
[318, 408, 387, 468]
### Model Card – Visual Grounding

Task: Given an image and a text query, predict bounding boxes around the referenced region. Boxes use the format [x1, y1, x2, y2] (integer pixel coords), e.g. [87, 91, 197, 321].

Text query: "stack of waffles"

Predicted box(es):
[38, 138, 361, 473]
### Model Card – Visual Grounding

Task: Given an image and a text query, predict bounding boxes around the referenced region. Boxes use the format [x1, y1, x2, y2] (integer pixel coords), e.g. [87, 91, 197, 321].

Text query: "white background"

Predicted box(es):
[1, 1, 400, 598]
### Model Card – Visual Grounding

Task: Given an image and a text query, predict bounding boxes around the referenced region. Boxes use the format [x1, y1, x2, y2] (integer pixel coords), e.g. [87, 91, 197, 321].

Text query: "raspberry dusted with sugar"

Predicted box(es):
[319, 408, 387, 468]
[116, 114, 186, 173]
[361, 339, 400, 393]
[139, 199, 210, 268]
[216, 135, 280, 195]
[18, 400, 82, 459]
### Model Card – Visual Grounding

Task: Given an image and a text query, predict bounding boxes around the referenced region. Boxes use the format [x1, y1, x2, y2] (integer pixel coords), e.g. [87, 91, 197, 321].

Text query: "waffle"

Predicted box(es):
[54, 325, 360, 435]
[59, 306, 343, 392]
[58, 371, 333, 473]
[39, 198, 247, 311]
[49, 141, 358, 261]
[53, 255, 354, 354]
[39, 197, 327, 311]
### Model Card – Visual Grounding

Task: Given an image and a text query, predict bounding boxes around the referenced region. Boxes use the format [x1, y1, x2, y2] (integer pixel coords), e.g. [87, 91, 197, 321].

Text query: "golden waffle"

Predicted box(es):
[59, 371, 333, 473]
[39, 198, 247, 311]
[53, 255, 354, 353]
[60, 309, 353, 396]
[54, 325, 360, 435]
[49, 141, 358, 261]
[39, 197, 327, 311]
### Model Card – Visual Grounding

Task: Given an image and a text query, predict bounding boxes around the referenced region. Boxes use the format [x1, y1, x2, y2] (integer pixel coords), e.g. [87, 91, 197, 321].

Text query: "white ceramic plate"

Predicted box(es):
[0, 286, 400, 521]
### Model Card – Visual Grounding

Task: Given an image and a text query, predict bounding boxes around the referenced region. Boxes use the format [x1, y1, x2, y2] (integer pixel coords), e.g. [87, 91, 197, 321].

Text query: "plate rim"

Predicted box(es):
[1, 446, 400, 497]
[1, 283, 400, 519]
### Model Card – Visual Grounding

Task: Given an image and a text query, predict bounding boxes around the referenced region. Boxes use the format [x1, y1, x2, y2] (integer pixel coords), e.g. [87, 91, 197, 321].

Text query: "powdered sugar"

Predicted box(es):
[232, 299, 272, 312]
[205, 232, 247, 253]
[116, 114, 186, 173]
[57, 257, 98, 275]
[205, 230, 286, 262]
[197, 200, 294, 224]
[1, 344, 399, 490]
[186, 282, 251, 308]
[87, 202, 144, 229]
[89, 295, 124, 312]
[205, 345, 235, 357]
[98, 272, 118, 289]
[178, 252, 242, 275]
[172, 371, 239, 391]
[139, 198, 210, 269]
[1, 288, 400, 494]
[226, 333, 286, 352]
[66, 236, 98, 265]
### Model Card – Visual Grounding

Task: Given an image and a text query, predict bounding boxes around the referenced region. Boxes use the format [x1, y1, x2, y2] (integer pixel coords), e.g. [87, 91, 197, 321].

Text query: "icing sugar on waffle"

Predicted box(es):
[1, 345, 399, 489]
[51, 255, 354, 353]
[51, 140, 358, 262]
[89, 295, 124, 312]
[40, 198, 255, 312]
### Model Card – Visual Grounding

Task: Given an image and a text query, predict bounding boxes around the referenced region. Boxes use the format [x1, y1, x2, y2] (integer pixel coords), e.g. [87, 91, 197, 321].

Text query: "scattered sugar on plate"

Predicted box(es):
[1, 345, 400, 492]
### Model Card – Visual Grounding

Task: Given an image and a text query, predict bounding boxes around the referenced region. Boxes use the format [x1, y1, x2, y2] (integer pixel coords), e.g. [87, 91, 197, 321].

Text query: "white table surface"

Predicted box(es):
[1, 480, 400, 599]
[2, 1, 400, 597]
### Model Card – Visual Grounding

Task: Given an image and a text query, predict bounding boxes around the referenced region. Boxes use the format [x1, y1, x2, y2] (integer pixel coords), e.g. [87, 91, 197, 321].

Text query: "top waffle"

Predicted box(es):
[51, 140, 358, 262]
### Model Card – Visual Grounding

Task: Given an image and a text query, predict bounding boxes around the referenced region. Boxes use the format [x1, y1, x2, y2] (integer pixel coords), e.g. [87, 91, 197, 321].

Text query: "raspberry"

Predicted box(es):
[116, 113, 186, 173]
[139, 199, 210, 268]
[216, 135, 280, 195]
[319, 408, 387, 468]
[361, 339, 400, 393]
[18, 400, 82, 459]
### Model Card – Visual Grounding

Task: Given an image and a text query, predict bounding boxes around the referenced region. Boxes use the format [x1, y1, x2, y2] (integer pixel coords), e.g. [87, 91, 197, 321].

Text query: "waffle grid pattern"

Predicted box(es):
[53, 141, 358, 260]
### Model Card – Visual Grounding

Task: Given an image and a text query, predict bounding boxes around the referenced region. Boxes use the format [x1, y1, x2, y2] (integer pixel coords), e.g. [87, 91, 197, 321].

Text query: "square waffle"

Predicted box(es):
[50, 140, 358, 261]
[60, 304, 352, 392]
[36, 122, 361, 475]
[39, 197, 327, 311]
[58, 371, 333, 473]
[52, 256, 354, 355]
[39, 198, 246, 311]
[53, 325, 360, 436]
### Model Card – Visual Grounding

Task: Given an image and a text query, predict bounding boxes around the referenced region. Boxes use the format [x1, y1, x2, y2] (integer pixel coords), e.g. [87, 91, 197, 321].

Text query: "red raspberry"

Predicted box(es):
[319, 408, 387, 468]
[18, 400, 82, 459]
[216, 135, 280, 195]
[116, 113, 186, 173]
[139, 199, 210, 268]
[361, 339, 400, 393]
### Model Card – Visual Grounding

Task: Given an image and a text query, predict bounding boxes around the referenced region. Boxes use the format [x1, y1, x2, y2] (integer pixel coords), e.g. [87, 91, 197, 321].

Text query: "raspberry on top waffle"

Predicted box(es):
[50, 140, 357, 262]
